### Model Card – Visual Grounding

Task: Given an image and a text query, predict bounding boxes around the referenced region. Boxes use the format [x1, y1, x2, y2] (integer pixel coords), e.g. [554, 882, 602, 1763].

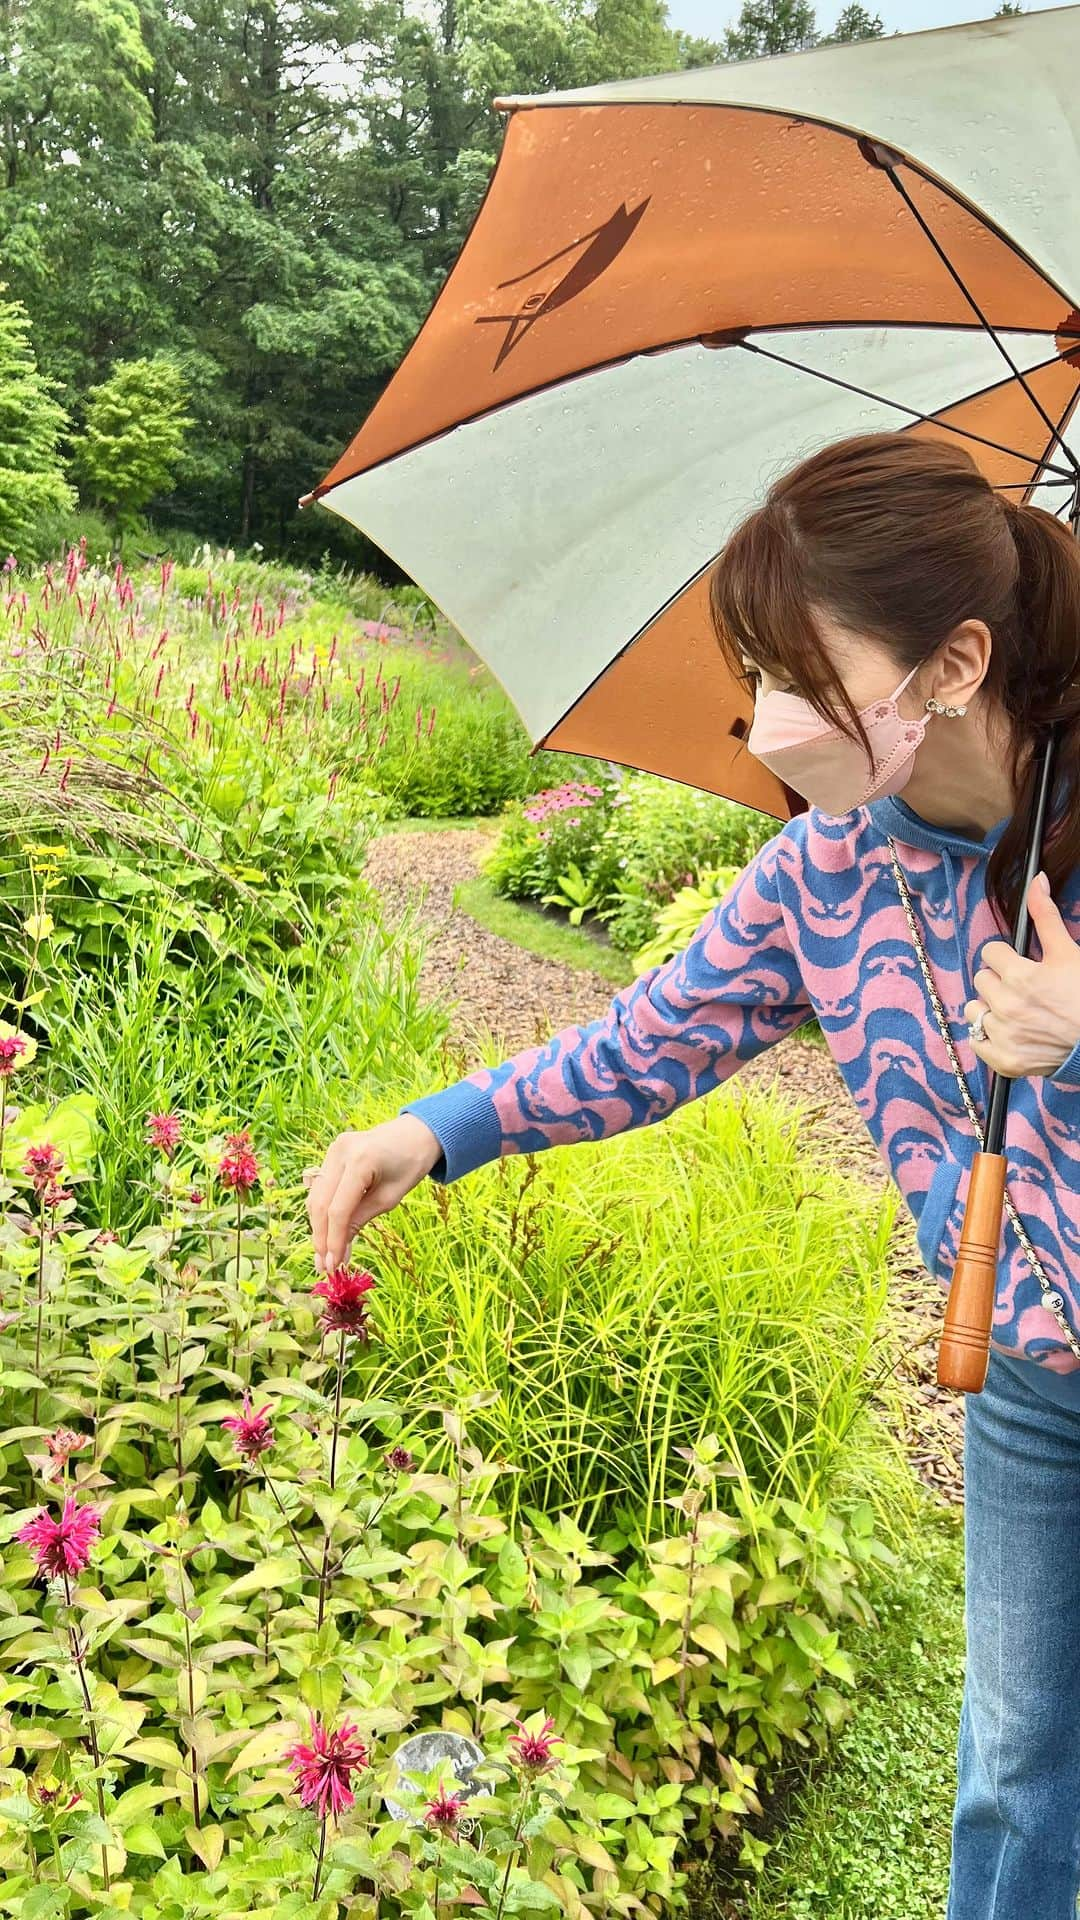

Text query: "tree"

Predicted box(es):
[74, 358, 192, 550]
[0, 284, 75, 556]
[819, 3, 885, 44]
[722, 0, 819, 60]
[720, 0, 884, 59]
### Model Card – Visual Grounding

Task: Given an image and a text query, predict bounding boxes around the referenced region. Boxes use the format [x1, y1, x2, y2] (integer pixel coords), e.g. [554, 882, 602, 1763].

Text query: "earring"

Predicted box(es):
[925, 697, 968, 718]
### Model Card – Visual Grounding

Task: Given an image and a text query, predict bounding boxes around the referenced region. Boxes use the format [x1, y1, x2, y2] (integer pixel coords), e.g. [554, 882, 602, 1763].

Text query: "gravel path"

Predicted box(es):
[366, 824, 964, 1509]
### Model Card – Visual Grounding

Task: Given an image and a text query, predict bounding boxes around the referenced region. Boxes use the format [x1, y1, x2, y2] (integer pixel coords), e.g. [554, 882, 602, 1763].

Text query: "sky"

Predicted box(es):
[668, 0, 1065, 36]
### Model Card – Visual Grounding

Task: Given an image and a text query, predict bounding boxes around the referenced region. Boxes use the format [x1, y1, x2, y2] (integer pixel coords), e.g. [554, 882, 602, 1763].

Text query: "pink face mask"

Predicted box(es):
[746, 661, 929, 815]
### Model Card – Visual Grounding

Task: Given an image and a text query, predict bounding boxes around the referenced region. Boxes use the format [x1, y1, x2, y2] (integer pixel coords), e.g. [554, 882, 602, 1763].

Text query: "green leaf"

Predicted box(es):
[224, 1556, 300, 1598]
[113, 1780, 181, 1827]
[123, 1819, 167, 1858]
[225, 1722, 300, 1779]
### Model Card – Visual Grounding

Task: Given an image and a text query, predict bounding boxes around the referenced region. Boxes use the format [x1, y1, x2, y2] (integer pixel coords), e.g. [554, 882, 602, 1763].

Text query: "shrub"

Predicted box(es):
[481, 774, 780, 954]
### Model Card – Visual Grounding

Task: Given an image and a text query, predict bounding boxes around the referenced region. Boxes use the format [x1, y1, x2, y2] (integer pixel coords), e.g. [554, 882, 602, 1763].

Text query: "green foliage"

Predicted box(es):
[0, 557, 392, 1000]
[73, 359, 193, 546]
[721, 0, 884, 56]
[632, 867, 743, 970]
[0, 284, 75, 556]
[694, 1503, 963, 1918]
[0, 1045, 911, 1911]
[481, 774, 780, 955]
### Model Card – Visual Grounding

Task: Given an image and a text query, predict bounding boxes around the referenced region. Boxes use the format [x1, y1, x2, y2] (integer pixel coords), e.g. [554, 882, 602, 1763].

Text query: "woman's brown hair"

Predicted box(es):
[707, 430, 1080, 936]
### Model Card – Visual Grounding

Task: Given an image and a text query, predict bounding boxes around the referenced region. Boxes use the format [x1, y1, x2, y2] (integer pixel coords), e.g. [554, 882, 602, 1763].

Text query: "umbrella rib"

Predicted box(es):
[1025, 388, 1080, 510]
[879, 164, 1080, 482]
[731, 339, 1078, 480]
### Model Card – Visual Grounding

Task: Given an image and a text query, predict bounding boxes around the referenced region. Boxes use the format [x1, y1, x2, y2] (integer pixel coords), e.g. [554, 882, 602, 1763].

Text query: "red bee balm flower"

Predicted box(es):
[508, 1714, 562, 1775]
[217, 1129, 259, 1194]
[44, 1429, 90, 1477]
[424, 1790, 466, 1832]
[221, 1391, 274, 1461]
[0, 1034, 27, 1074]
[284, 1715, 369, 1822]
[22, 1143, 64, 1195]
[18, 1496, 101, 1578]
[146, 1111, 181, 1157]
[384, 1446, 416, 1474]
[312, 1266, 375, 1337]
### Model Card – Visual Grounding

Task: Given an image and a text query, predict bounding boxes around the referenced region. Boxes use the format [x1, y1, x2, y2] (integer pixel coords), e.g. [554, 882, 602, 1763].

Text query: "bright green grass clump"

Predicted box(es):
[348, 1057, 918, 1554]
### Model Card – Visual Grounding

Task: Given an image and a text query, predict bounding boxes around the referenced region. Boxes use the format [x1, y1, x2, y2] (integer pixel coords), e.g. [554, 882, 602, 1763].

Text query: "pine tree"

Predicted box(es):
[0, 284, 75, 557]
[73, 357, 192, 552]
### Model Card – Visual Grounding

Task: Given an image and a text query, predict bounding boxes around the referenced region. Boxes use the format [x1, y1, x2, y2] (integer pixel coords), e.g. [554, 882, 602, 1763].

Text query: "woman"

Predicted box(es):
[305, 430, 1080, 1918]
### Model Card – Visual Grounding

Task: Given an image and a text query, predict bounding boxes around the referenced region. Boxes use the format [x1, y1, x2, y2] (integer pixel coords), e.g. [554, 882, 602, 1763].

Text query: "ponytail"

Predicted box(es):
[988, 500, 1080, 934]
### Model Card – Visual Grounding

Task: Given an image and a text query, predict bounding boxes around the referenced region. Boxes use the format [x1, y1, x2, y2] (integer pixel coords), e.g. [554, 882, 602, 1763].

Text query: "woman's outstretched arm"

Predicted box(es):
[399, 828, 814, 1184]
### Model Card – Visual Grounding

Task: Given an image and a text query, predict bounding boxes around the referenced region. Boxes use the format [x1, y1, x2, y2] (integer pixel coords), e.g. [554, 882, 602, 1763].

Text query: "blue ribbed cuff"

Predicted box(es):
[1048, 1034, 1080, 1091]
[398, 1082, 505, 1186]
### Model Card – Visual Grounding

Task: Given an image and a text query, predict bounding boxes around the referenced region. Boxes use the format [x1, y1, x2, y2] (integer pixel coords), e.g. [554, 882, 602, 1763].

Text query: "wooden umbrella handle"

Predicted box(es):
[937, 1151, 1007, 1393]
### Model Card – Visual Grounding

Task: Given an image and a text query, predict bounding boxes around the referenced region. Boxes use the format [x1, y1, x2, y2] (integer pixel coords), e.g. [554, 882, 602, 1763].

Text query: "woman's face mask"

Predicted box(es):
[745, 660, 931, 815]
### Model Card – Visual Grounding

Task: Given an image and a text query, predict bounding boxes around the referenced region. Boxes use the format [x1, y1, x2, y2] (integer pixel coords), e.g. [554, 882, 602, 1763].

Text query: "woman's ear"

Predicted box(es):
[937, 619, 993, 709]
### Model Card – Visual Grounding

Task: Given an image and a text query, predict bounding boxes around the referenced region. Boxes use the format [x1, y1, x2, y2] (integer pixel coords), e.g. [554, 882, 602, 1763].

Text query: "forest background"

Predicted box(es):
[0, 0, 959, 572]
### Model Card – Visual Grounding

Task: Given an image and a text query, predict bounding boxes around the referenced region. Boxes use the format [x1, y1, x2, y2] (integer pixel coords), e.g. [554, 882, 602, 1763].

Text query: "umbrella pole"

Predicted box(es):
[938, 490, 1080, 1391]
[937, 721, 1062, 1390]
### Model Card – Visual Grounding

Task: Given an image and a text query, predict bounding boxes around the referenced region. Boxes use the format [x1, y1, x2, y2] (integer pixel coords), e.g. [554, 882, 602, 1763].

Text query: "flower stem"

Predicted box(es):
[312, 1812, 327, 1900]
[263, 1473, 321, 1576]
[63, 1574, 111, 1891]
[316, 1332, 346, 1633]
[493, 1788, 529, 1920]
[178, 1554, 202, 1830]
[32, 1193, 46, 1425]
[230, 1191, 242, 1374]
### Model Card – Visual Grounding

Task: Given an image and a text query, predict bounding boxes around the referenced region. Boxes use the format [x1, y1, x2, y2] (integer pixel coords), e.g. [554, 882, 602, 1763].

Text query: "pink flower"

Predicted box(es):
[93, 1229, 118, 1247]
[424, 1789, 466, 1832]
[146, 1111, 181, 1157]
[18, 1496, 101, 1578]
[284, 1715, 369, 1822]
[23, 1143, 64, 1195]
[507, 1714, 562, 1775]
[384, 1446, 416, 1475]
[188, 1189, 204, 1206]
[221, 1391, 274, 1461]
[0, 1034, 27, 1074]
[44, 1430, 90, 1479]
[311, 1266, 375, 1338]
[217, 1129, 259, 1195]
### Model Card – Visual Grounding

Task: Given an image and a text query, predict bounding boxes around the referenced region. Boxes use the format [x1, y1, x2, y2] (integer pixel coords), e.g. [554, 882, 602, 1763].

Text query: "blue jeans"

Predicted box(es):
[948, 1349, 1080, 1917]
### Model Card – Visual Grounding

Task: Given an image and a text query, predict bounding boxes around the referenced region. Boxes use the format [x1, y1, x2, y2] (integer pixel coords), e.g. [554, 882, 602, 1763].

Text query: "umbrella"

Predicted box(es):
[300, 8, 1080, 1394]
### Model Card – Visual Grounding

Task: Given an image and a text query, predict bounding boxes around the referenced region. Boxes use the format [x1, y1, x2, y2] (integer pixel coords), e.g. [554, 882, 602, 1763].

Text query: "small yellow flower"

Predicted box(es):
[20, 842, 68, 860]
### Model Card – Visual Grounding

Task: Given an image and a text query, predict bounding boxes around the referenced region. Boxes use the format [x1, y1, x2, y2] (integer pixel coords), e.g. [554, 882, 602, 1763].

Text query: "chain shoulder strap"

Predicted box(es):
[885, 836, 1080, 1364]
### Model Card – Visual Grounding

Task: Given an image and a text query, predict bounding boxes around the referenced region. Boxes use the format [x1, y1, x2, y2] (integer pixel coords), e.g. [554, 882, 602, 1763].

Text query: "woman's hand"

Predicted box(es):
[303, 1116, 443, 1273]
[964, 871, 1080, 1081]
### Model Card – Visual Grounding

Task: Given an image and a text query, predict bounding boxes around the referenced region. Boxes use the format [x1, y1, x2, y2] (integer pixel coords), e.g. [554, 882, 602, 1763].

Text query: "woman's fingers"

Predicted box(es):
[305, 1136, 349, 1272]
[323, 1162, 376, 1273]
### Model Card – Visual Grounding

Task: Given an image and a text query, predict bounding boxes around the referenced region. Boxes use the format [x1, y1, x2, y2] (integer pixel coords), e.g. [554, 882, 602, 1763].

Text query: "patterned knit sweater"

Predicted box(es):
[399, 792, 1080, 1407]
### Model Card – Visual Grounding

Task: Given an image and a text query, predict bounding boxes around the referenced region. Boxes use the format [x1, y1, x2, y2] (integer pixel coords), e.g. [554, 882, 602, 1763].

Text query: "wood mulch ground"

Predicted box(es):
[365, 824, 965, 1511]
